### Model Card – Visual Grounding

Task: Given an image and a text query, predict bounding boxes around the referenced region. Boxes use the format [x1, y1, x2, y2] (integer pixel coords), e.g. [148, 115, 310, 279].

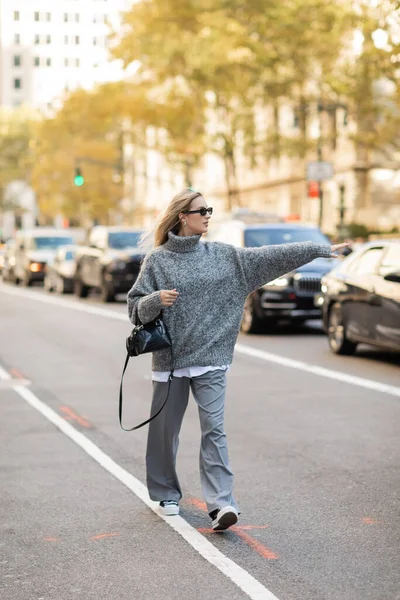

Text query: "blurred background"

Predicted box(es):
[1, 0, 400, 240]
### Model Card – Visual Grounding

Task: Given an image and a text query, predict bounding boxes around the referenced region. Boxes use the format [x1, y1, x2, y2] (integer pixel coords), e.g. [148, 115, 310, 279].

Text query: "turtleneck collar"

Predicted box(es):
[164, 230, 202, 253]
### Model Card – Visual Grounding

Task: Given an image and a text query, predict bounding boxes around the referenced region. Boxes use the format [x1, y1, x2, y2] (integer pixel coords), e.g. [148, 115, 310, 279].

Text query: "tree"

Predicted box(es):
[31, 87, 125, 225]
[329, 0, 400, 212]
[111, 0, 258, 208]
[0, 108, 34, 212]
[111, 0, 355, 209]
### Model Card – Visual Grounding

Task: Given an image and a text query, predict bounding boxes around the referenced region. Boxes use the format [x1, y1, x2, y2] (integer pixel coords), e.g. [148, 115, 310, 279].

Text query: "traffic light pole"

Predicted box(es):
[317, 101, 324, 229]
[315, 99, 347, 229]
[317, 142, 324, 229]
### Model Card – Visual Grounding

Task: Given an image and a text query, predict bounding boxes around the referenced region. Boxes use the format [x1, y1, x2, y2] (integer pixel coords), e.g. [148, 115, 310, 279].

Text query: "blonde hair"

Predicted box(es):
[152, 188, 202, 247]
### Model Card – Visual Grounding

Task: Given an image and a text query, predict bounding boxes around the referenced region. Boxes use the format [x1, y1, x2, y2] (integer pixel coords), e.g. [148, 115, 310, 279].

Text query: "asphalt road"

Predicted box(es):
[1, 282, 399, 600]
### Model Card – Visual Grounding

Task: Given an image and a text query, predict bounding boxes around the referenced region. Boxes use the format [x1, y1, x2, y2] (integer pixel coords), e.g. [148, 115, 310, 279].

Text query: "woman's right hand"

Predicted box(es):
[160, 289, 180, 307]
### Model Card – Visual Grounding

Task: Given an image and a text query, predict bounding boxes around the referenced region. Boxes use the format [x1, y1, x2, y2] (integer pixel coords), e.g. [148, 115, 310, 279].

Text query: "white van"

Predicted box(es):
[13, 228, 75, 286]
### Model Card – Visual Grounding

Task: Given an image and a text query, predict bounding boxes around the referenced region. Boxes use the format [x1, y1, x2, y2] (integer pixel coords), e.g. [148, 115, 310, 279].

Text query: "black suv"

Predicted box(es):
[321, 240, 400, 355]
[74, 227, 145, 302]
[210, 220, 336, 333]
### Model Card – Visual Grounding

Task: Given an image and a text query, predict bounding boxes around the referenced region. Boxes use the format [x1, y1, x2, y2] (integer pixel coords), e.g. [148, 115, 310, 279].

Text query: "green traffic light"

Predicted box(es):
[74, 166, 84, 187]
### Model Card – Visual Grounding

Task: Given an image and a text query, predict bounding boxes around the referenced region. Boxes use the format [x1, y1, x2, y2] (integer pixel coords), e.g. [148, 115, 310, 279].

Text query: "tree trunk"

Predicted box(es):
[272, 101, 281, 158]
[223, 145, 240, 212]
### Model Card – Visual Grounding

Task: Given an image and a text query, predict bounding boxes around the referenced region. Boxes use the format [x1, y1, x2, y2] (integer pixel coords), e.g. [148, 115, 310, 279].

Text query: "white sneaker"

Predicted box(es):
[159, 500, 179, 516]
[211, 506, 238, 531]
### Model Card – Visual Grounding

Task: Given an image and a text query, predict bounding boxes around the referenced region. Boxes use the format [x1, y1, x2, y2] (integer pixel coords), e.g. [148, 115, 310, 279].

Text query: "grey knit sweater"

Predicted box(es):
[127, 231, 331, 371]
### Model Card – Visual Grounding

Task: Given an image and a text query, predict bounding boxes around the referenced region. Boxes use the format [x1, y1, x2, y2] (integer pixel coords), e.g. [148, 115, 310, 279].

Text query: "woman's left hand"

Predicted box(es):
[330, 242, 350, 258]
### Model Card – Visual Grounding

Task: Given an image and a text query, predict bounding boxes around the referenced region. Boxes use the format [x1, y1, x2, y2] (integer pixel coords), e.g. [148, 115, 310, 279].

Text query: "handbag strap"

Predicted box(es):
[119, 344, 174, 432]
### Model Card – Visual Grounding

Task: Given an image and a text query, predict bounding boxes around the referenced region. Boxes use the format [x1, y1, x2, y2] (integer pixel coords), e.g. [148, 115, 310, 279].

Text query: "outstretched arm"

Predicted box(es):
[236, 241, 347, 294]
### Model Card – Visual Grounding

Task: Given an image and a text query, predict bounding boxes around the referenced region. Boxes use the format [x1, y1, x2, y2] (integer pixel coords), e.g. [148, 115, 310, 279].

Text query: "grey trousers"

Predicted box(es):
[146, 369, 238, 514]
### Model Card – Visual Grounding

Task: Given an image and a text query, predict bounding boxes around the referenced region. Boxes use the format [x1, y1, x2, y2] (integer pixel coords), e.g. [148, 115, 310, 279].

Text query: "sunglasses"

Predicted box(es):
[185, 207, 213, 216]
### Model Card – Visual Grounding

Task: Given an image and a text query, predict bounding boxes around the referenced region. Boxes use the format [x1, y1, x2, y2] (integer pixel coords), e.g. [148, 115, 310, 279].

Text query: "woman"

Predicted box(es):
[127, 188, 347, 531]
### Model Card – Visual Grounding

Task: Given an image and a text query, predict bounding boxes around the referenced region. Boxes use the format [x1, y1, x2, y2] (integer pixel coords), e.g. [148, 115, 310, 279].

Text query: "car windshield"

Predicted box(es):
[32, 236, 73, 250]
[244, 228, 330, 247]
[108, 231, 143, 249]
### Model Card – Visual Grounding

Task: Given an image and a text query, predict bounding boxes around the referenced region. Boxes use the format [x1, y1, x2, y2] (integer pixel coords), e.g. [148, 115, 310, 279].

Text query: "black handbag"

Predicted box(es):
[126, 317, 172, 357]
[119, 308, 174, 431]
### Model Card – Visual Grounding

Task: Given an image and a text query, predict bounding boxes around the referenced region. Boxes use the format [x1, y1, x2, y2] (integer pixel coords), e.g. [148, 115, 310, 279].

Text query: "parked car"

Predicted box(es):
[0, 243, 5, 273]
[44, 245, 77, 294]
[13, 228, 75, 286]
[74, 226, 145, 302]
[1, 239, 17, 281]
[210, 220, 337, 332]
[321, 240, 400, 354]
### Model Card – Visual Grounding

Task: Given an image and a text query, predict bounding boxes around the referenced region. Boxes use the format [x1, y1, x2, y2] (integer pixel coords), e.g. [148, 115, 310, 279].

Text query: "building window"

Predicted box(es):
[75, 14, 79, 22]
[46, 57, 51, 67]
[14, 34, 21, 45]
[14, 78, 22, 89]
[64, 13, 68, 22]
[34, 57, 40, 67]
[46, 35, 51, 44]
[13, 55, 21, 67]
[64, 35, 68, 44]
[46, 12, 51, 22]
[75, 36, 80, 44]
[14, 11, 20, 21]
[75, 58, 80, 67]
[34, 34, 40, 44]
[93, 37, 97, 46]
[34, 11, 40, 21]
[64, 58, 69, 67]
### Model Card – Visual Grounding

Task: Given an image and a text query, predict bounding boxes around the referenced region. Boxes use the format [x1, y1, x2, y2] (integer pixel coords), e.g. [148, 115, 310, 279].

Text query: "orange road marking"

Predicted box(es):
[362, 517, 378, 525]
[197, 527, 278, 559]
[90, 533, 120, 541]
[189, 497, 278, 560]
[10, 368, 25, 379]
[231, 527, 279, 560]
[187, 498, 207, 511]
[44, 536, 58, 542]
[60, 406, 92, 428]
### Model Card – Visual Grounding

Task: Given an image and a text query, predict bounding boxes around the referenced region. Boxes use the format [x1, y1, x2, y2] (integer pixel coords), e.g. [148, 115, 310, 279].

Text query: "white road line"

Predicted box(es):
[2, 284, 399, 397]
[0, 369, 279, 600]
[0, 284, 127, 321]
[0, 364, 12, 380]
[235, 344, 400, 397]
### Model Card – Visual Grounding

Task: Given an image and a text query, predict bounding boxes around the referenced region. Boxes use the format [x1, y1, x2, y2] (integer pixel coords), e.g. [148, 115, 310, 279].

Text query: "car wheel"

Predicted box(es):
[327, 303, 358, 355]
[22, 271, 32, 287]
[241, 295, 268, 334]
[44, 274, 54, 292]
[100, 278, 115, 303]
[56, 276, 66, 294]
[74, 276, 89, 298]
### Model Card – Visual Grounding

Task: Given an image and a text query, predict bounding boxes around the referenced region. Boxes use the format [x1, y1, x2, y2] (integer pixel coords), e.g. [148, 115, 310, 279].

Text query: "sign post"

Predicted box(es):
[306, 161, 334, 228]
[306, 161, 334, 182]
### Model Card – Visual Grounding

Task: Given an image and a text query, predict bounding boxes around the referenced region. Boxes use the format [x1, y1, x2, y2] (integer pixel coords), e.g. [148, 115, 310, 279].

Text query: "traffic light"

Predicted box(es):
[74, 166, 84, 187]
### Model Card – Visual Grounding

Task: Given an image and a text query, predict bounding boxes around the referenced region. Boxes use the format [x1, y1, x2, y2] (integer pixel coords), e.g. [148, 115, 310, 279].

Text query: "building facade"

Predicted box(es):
[122, 103, 400, 236]
[0, 0, 129, 111]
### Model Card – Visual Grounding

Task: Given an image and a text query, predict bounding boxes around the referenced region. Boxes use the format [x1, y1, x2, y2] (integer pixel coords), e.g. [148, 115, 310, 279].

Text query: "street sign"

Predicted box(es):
[306, 161, 334, 181]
